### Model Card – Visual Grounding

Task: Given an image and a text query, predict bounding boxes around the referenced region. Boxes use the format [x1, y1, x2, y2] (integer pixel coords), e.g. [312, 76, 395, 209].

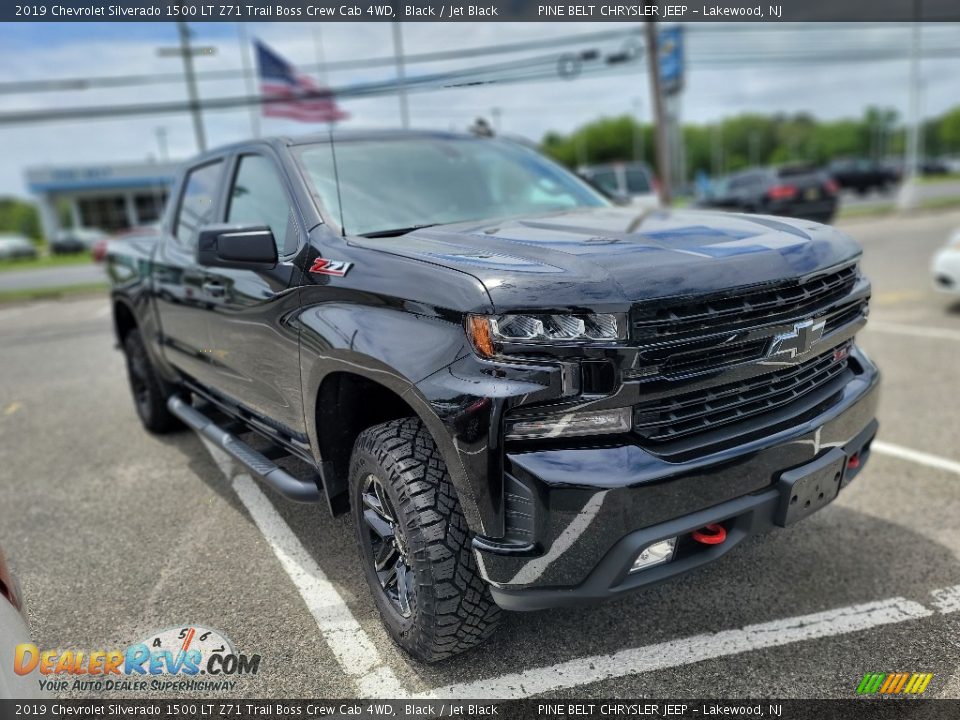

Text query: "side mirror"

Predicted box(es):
[197, 225, 277, 270]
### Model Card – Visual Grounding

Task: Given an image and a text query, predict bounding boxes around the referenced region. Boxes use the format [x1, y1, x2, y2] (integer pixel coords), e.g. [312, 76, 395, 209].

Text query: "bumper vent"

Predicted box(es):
[503, 475, 535, 543]
[633, 344, 852, 445]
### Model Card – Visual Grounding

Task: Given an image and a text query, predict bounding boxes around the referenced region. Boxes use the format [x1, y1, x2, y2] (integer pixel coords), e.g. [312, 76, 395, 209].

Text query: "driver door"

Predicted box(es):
[200, 151, 308, 445]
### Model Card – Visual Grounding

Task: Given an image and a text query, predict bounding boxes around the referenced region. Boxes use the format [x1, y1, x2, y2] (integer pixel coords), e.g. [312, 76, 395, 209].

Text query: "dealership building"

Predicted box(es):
[25, 161, 179, 239]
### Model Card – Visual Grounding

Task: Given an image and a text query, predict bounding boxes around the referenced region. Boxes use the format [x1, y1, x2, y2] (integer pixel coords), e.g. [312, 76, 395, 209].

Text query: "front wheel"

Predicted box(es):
[122, 328, 180, 434]
[350, 417, 500, 662]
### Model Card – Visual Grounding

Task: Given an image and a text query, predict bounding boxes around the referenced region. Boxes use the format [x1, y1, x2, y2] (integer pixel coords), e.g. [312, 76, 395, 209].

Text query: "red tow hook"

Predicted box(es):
[847, 453, 861, 470]
[692, 524, 727, 545]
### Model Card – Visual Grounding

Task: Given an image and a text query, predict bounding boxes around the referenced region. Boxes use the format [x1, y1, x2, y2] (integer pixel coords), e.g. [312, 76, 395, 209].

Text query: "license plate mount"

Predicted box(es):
[774, 447, 846, 527]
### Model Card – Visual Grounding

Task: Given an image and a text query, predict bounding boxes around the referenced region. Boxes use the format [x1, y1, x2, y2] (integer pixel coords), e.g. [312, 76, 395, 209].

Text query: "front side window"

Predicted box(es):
[174, 161, 224, 248]
[295, 137, 609, 237]
[227, 155, 296, 255]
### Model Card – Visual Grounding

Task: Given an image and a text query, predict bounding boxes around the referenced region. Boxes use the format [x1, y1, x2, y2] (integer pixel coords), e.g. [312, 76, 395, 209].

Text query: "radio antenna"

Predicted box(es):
[328, 123, 346, 237]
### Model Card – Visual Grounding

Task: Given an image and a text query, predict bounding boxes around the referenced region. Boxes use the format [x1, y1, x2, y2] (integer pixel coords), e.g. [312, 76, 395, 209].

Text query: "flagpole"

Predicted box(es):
[391, 21, 410, 129]
[237, 23, 261, 138]
[312, 25, 328, 85]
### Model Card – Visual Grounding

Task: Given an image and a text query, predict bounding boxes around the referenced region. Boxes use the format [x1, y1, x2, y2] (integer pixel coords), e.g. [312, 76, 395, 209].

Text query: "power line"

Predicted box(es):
[0, 47, 639, 126]
[0, 27, 643, 96]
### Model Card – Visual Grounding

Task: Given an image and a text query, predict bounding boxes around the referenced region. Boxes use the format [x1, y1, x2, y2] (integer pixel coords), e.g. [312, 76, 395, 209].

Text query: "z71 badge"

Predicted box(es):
[309, 258, 353, 277]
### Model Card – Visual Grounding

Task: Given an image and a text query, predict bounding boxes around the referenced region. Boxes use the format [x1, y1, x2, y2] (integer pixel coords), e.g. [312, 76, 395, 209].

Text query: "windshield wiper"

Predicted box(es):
[360, 224, 440, 238]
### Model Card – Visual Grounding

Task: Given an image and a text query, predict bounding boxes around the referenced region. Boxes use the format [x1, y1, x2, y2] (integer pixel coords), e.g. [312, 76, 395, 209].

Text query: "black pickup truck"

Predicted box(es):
[108, 130, 879, 662]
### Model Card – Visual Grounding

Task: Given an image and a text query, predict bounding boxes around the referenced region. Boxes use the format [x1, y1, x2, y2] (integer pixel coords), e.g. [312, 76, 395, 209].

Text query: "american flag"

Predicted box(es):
[255, 40, 348, 123]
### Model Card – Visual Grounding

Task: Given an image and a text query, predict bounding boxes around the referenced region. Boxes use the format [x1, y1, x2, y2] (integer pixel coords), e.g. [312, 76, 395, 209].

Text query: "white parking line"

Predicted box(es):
[872, 441, 960, 477]
[866, 322, 960, 342]
[199, 439, 404, 698]
[931, 585, 960, 615]
[417, 597, 935, 699]
[197, 437, 957, 700]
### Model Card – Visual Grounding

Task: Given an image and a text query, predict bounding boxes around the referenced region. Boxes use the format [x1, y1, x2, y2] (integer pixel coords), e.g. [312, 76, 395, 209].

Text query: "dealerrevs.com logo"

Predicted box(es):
[14, 625, 260, 693]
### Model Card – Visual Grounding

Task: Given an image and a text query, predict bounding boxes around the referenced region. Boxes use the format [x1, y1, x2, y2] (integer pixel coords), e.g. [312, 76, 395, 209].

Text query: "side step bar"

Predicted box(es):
[167, 396, 321, 503]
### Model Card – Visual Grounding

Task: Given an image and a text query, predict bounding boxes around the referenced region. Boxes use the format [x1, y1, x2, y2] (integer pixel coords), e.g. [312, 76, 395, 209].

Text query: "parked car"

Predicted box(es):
[0, 234, 38, 261]
[699, 165, 839, 224]
[828, 158, 898, 194]
[93, 225, 159, 263]
[108, 131, 877, 662]
[50, 227, 106, 255]
[932, 228, 960, 295]
[920, 158, 951, 177]
[0, 545, 43, 698]
[580, 161, 659, 207]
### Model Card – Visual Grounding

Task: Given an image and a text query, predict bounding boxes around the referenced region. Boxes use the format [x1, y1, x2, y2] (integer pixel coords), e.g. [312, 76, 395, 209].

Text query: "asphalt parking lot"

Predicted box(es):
[1, 209, 959, 700]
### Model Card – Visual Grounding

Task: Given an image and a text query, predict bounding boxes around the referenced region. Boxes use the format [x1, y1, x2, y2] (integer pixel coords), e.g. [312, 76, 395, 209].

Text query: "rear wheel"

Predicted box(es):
[350, 417, 500, 662]
[122, 328, 180, 434]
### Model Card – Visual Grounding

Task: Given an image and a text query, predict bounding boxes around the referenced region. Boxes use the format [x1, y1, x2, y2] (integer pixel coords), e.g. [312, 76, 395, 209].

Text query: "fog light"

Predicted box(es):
[630, 537, 677, 573]
[506, 407, 631, 440]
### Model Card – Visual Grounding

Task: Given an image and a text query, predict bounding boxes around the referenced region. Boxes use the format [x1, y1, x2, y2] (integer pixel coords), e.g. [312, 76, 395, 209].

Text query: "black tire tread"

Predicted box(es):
[123, 328, 180, 434]
[351, 417, 500, 662]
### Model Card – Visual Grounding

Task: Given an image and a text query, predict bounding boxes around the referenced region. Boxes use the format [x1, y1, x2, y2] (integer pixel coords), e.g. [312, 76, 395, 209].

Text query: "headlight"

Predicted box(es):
[506, 407, 632, 440]
[466, 313, 623, 357]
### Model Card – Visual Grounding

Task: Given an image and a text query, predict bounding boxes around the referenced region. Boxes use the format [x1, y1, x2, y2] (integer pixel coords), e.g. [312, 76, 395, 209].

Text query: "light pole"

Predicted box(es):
[633, 97, 644, 163]
[899, 6, 922, 210]
[155, 127, 169, 162]
[391, 21, 410, 129]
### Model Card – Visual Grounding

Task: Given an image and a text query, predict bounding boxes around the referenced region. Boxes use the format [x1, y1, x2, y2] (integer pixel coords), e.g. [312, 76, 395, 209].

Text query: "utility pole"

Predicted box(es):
[645, 18, 671, 205]
[236, 22, 260, 138]
[391, 21, 411, 129]
[157, 22, 213, 153]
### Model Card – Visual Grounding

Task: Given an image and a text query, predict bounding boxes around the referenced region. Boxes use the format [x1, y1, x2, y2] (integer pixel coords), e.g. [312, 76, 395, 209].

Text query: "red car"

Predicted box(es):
[93, 225, 160, 263]
[0, 545, 44, 698]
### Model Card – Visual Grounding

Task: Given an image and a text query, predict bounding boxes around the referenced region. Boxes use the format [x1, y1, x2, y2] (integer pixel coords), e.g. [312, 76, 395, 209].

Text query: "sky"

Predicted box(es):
[0, 21, 958, 197]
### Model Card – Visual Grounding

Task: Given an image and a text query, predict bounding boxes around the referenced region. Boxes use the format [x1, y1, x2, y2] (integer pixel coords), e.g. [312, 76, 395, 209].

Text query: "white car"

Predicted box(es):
[579, 162, 660, 208]
[932, 228, 960, 295]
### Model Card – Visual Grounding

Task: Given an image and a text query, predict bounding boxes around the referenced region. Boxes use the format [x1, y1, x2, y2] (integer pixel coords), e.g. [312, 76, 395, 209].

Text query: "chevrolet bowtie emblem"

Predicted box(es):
[768, 319, 826, 359]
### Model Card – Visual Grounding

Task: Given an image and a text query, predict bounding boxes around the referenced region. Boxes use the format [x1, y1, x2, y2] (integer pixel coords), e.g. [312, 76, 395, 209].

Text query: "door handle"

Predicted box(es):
[202, 281, 226, 298]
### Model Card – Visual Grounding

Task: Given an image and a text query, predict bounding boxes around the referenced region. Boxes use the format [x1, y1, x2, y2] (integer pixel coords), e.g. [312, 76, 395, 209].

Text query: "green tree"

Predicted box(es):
[0, 197, 41, 243]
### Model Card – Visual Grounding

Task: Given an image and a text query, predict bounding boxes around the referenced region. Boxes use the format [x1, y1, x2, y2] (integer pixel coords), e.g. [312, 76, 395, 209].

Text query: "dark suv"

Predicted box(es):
[109, 131, 878, 662]
[700, 165, 839, 224]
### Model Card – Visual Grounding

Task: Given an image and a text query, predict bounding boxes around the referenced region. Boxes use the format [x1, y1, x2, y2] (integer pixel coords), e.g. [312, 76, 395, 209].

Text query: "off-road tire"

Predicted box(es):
[122, 328, 180, 434]
[350, 417, 501, 662]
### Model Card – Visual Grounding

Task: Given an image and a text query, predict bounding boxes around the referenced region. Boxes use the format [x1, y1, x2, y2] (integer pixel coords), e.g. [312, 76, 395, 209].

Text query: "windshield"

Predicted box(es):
[295, 136, 610, 236]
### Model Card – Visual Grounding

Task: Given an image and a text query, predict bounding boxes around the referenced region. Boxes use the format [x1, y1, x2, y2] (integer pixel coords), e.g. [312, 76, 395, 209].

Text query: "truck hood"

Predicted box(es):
[349, 207, 861, 311]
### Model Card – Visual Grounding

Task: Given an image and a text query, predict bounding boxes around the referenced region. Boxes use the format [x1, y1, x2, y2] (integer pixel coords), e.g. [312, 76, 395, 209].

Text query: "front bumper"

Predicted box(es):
[473, 349, 880, 611]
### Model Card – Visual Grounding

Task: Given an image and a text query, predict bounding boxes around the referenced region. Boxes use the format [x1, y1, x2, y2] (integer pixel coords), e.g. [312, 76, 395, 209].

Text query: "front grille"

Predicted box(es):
[625, 338, 769, 381]
[633, 345, 852, 445]
[631, 264, 859, 341]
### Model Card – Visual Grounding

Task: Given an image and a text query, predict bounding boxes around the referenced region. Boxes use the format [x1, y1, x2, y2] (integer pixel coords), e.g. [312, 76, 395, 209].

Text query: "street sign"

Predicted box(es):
[659, 26, 684, 96]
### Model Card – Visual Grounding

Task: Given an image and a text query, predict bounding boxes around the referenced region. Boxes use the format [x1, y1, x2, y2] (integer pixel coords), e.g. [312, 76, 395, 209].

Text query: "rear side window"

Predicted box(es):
[174, 161, 224, 248]
[624, 168, 651, 193]
[227, 155, 296, 255]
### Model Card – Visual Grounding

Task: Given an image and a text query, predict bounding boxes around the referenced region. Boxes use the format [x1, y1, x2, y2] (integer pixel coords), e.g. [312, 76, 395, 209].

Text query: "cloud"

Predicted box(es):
[0, 21, 958, 196]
